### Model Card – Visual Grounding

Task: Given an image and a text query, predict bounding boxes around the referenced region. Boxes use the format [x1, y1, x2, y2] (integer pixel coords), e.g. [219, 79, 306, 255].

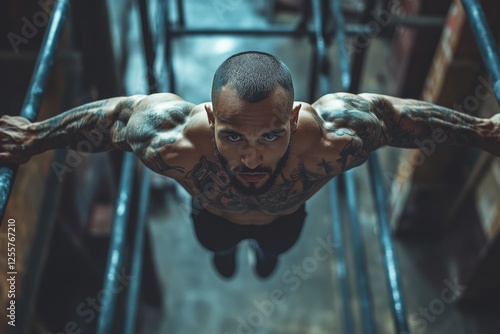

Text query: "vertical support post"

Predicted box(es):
[176, 0, 186, 27]
[348, 0, 376, 93]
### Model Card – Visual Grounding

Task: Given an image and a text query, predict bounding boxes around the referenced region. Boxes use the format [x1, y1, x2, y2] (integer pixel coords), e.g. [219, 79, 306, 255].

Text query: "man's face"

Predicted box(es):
[206, 86, 300, 196]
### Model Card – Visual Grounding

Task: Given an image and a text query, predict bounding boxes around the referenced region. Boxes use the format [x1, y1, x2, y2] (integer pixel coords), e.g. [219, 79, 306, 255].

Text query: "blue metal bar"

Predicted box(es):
[0, 0, 71, 225]
[12, 150, 66, 334]
[176, 0, 186, 27]
[138, 0, 159, 92]
[330, 0, 351, 90]
[311, 0, 355, 332]
[123, 0, 158, 331]
[348, 0, 376, 93]
[328, 179, 354, 334]
[461, 0, 500, 102]
[330, 0, 354, 334]
[124, 168, 151, 334]
[367, 153, 409, 333]
[330, 0, 409, 331]
[311, 0, 329, 98]
[97, 153, 136, 334]
[344, 170, 375, 334]
[170, 26, 371, 37]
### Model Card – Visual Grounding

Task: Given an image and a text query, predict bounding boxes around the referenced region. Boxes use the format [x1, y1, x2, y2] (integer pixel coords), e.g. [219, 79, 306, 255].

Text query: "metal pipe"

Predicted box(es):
[332, 0, 409, 330]
[328, 0, 376, 331]
[168, 16, 444, 38]
[390, 15, 445, 28]
[329, 1, 354, 332]
[12, 150, 66, 334]
[461, 0, 500, 102]
[312, 1, 355, 332]
[367, 153, 409, 333]
[96, 153, 136, 334]
[0, 0, 71, 225]
[176, 0, 186, 27]
[310, 0, 328, 101]
[328, 179, 354, 334]
[123, 0, 158, 331]
[171, 27, 312, 37]
[348, 0, 377, 93]
[330, 0, 351, 90]
[344, 170, 375, 334]
[124, 168, 151, 334]
[138, 0, 159, 92]
[165, 17, 176, 93]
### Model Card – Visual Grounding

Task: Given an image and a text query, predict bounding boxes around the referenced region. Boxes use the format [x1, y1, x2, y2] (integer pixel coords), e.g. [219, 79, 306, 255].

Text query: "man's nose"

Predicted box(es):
[240, 145, 263, 169]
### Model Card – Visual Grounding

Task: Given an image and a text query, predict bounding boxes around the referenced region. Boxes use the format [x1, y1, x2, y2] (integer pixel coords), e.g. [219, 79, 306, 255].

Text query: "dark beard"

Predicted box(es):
[213, 140, 292, 196]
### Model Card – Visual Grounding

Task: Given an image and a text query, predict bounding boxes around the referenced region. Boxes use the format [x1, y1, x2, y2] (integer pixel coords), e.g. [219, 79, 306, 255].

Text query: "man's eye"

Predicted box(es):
[227, 135, 241, 142]
[263, 134, 278, 142]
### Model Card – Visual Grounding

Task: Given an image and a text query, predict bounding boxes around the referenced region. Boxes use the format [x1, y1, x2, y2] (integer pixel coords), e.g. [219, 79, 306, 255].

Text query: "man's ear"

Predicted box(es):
[290, 103, 301, 133]
[204, 104, 215, 129]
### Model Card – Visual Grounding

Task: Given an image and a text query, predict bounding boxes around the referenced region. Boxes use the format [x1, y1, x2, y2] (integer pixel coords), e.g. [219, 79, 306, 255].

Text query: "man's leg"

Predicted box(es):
[252, 204, 307, 278]
[191, 199, 244, 278]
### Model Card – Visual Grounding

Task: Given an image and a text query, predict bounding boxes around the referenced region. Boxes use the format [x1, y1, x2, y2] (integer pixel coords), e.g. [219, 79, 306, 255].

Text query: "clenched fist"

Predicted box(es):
[0, 115, 34, 164]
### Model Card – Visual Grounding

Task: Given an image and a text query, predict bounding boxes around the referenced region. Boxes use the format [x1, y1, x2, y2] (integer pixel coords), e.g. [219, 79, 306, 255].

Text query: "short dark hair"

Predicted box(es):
[211, 51, 294, 103]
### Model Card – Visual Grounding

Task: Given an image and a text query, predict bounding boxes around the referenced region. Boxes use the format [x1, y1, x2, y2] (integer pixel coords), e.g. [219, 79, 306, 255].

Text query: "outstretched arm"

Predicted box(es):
[313, 92, 500, 171]
[0, 93, 195, 165]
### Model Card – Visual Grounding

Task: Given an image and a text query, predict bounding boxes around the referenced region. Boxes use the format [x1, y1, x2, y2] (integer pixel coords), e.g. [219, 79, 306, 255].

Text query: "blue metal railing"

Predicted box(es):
[97, 0, 160, 331]
[328, 0, 410, 332]
[461, 0, 500, 103]
[0, 0, 71, 225]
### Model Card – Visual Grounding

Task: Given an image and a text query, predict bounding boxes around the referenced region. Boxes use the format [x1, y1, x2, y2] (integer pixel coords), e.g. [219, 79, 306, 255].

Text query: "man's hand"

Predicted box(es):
[490, 114, 500, 157]
[0, 115, 34, 164]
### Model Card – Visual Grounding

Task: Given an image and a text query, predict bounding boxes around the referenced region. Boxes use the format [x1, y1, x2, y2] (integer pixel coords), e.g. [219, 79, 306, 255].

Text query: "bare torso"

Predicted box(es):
[165, 101, 342, 225]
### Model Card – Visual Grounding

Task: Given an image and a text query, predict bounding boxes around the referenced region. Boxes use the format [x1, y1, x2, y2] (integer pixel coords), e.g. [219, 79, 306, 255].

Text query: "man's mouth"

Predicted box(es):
[239, 173, 267, 183]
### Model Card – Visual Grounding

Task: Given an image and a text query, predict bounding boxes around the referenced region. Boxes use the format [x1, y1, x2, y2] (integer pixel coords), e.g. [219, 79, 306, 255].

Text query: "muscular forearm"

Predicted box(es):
[362, 94, 498, 154]
[28, 96, 145, 154]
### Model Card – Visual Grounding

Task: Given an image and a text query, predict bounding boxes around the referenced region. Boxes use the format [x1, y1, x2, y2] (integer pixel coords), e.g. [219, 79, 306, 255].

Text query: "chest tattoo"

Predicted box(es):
[184, 156, 330, 214]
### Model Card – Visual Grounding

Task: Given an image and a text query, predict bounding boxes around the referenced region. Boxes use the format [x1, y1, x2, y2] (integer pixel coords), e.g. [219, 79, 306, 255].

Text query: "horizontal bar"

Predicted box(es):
[390, 15, 446, 28]
[169, 15, 444, 39]
[170, 26, 314, 37]
[0, 0, 70, 225]
[461, 0, 500, 102]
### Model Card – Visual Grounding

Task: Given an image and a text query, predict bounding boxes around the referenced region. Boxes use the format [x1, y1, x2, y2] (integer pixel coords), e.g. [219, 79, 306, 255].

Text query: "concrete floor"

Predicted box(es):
[115, 0, 500, 333]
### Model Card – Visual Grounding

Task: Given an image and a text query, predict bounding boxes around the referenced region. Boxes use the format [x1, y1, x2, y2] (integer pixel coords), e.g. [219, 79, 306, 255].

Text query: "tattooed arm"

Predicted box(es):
[313, 92, 500, 171]
[0, 93, 195, 169]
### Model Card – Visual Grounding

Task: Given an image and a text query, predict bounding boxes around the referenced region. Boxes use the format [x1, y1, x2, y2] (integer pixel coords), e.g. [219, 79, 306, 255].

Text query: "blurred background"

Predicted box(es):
[1, 0, 500, 333]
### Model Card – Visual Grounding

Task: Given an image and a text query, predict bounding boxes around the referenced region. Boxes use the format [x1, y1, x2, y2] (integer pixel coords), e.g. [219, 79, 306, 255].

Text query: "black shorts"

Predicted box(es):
[191, 198, 307, 256]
